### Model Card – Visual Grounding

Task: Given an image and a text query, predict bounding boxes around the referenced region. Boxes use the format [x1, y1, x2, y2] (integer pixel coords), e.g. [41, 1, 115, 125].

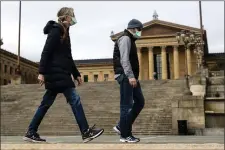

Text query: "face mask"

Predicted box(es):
[70, 17, 77, 26]
[133, 31, 142, 39]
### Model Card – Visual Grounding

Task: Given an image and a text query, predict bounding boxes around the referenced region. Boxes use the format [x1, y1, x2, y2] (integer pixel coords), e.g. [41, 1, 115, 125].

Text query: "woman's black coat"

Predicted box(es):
[39, 20, 80, 92]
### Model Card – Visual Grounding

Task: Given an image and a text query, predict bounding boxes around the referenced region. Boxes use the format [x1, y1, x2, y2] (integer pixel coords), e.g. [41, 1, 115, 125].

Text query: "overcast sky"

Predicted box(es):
[1, 1, 224, 62]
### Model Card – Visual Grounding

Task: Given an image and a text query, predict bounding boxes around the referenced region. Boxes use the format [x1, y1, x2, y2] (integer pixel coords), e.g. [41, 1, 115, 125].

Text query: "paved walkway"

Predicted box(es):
[1, 135, 224, 150]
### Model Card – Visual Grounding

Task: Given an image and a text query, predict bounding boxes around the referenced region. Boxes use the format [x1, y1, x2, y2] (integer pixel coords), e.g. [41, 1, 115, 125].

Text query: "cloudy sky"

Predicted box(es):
[1, 1, 224, 62]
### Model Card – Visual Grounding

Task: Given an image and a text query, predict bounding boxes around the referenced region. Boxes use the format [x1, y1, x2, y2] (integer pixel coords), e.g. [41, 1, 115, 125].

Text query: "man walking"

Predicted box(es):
[112, 19, 145, 143]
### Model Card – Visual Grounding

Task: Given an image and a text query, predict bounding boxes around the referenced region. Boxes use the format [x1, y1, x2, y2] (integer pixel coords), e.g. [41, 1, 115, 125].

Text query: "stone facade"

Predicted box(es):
[0, 48, 39, 85]
[75, 19, 209, 82]
[171, 95, 205, 135]
[204, 70, 225, 128]
[75, 59, 114, 82]
[111, 19, 210, 80]
[1, 19, 223, 84]
[205, 53, 225, 71]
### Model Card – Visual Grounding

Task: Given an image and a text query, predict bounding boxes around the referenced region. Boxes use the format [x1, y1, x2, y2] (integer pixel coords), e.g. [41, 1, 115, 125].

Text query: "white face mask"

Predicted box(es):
[133, 30, 142, 39]
[70, 17, 77, 26]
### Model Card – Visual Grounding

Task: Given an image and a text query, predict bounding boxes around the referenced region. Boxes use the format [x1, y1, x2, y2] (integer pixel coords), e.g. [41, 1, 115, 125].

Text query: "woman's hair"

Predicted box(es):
[57, 7, 74, 40]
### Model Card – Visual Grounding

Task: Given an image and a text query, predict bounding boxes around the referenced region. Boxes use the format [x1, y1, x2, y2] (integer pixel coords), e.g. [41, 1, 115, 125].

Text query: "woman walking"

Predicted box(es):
[23, 7, 104, 143]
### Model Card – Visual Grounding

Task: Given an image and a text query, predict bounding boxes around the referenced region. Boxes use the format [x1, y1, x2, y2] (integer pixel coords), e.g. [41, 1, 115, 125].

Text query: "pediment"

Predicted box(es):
[141, 20, 201, 36]
[111, 19, 202, 40]
[141, 24, 186, 36]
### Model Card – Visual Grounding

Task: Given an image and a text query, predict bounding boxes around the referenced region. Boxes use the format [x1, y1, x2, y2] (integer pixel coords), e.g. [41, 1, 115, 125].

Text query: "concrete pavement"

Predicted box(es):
[1, 135, 224, 150]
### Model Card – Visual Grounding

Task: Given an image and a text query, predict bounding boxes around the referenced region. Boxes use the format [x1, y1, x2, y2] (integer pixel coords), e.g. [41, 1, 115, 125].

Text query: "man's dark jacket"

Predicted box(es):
[39, 20, 80, 92]
[113, 29, 140, 79]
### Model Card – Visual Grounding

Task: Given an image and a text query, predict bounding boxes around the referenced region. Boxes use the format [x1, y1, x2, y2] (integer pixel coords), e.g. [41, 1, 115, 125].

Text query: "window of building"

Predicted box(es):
[3, 79, 7, 85]
[4, 65, 7, 73]
[104, 74, 109, 81]
[83, 75, 88, 82]
[10, 67, 13, 75]
[94, 75, 98, 82]
[8, 80, 11, 84]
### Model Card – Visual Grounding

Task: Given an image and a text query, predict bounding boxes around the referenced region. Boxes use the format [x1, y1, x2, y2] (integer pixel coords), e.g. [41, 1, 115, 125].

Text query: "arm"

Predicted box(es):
[67, 35, 81, 79]
[69, 53, 81, 79]
[39, 28, 61, 74]
[118, 36, 135, 78]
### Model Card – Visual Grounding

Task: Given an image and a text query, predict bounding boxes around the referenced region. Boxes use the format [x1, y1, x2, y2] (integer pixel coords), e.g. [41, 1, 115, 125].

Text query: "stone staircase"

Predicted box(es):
[204, 70, 224, 134]
[1, 80, 185, 136]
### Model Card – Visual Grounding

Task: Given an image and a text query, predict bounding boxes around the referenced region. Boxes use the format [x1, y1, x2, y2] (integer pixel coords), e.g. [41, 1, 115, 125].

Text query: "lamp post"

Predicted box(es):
[199, 1, 205, 67]
[16, 1, 22, 76]
[176, 30, 196, 95]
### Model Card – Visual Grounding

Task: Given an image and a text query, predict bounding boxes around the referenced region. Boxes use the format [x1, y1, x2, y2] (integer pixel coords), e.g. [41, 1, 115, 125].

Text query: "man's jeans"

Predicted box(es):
[28, 88, 89, 134]
[116, 74, 145, 138]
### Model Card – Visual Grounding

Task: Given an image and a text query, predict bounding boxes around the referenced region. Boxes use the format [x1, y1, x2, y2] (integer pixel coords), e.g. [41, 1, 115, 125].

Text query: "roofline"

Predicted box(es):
[111, 19, 205, 39]
[0, 48, 39, 68]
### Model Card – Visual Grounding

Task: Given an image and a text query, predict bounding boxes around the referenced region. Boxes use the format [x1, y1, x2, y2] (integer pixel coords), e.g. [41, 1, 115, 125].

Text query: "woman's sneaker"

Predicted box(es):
[23, 131, 46, 143]
[113, 125, 121, 135]
[120, 135, 140, 143]
[82, 124, 104, 143]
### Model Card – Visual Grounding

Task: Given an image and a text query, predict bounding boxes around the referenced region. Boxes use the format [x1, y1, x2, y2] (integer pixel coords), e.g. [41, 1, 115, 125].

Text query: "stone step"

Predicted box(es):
[208, 76, 224, 85]
[205, 101, 224, 114]
[205, 97, 225, 101]
[206, 85, 224, 92]
[209, 71, 224, 77]
[1, 81, 183, 135]
[206, 92, 224, 97]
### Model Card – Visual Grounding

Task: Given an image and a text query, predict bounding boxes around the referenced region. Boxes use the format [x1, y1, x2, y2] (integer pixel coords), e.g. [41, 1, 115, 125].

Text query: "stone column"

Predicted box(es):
[187, 47, 192, 76]
[109, 71, 114, 81]
[99, 71, 103, 81]
[173, 45, 179, 79]
[137, 47, 142, 80]
[161, 46, 167, 80]
[89, 72, 93, 82]
[148, 46, 154, 80]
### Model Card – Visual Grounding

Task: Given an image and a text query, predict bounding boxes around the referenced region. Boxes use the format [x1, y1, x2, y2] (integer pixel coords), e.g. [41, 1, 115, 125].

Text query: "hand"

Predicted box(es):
[129, 78, 137, 88]
[76, 76, 83, 86]
[71, 74, 75, 82]
[38, 74, 44, 86]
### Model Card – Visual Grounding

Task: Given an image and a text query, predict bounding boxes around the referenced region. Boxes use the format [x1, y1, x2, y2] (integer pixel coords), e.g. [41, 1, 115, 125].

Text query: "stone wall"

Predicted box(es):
[171, 95, 205, 135]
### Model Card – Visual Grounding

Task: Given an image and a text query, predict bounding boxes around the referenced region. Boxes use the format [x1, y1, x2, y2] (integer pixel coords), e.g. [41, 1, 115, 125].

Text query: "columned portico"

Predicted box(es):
[136, 44, 196, 80]
[148, 46, 154, 80]
[161, 46, 167, 80]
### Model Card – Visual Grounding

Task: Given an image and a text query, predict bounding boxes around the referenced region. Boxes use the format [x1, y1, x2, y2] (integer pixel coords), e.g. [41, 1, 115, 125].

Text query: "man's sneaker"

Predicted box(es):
[113, 125, 121, 135]
[120, 135, 140, 143]
[23, 131, 46, 143]
[82, 124, 104, 143]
